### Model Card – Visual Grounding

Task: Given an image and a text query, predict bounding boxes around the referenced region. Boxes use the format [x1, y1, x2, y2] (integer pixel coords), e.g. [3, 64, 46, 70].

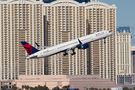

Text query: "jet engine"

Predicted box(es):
[78, 43, 89, 49]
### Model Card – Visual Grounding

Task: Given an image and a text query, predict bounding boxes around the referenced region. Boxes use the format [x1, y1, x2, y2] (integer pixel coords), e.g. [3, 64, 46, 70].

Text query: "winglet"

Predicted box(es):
[35, 42, 40, 47]
[78, 39, 82, 44]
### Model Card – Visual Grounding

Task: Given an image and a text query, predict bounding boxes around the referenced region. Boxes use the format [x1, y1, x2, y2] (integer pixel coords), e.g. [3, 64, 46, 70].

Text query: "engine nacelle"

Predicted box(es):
[78, 43, 89, 49]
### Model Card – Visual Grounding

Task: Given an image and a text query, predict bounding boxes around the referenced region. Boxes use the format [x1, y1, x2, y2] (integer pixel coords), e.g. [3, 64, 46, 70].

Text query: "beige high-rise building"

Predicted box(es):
[0, 0, 44, 79]
[0, 0, 117, 81]
[86, 1, 116, 81]
[43, 0, 116, 80]
[116, 27, 132, 75]
[43, 1, 87, 75]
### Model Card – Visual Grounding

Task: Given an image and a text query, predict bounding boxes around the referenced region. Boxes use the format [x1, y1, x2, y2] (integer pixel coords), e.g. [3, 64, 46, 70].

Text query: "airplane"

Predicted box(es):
[20, 30, 113, 59]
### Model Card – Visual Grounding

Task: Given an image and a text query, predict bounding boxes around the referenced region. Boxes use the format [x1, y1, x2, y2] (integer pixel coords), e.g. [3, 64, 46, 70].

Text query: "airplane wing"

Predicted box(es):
[66, 39, 83, 51]
[35, 42, 51, 48]
[76, 39, 82, 48]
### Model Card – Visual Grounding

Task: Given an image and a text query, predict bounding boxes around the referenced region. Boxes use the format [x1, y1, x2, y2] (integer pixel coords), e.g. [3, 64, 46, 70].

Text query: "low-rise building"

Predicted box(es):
[13, 75, 119, 90]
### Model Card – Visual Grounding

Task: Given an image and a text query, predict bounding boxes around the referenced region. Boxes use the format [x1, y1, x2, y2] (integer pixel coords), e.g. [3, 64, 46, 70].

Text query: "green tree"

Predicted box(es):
[35, 86, 38, 90]
[99, 89, 102, 90]
[62, 85, 70, 89]
[26, 85, 30, 90]
[22, 85, 25, 90]
[130, 88, 132, 90]
[123, 87, 129, 90]
[95, 88, 98, 90]
[1, 85, 8, 90]
[91, 87, 94, 90]
[133, 87, 135, 90]
[43, 85, 49, 90]
[30, 87, 35, 90]
[52, 86, 60, 90]
[38, 85, 43, 90]
[107, 88, 110, 90]
[24, 85, 27, 90]
[12, 84, 17, 90]
[103, 88, 106, 90]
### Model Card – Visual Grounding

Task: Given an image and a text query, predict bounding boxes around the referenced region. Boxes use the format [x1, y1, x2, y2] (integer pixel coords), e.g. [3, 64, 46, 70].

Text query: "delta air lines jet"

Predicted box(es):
[20, 30, 113, 59]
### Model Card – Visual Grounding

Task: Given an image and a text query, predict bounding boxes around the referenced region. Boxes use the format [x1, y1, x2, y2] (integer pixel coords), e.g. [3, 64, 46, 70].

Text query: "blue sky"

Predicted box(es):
[98, 0, 135, 27]
[98, 0, 135, 46]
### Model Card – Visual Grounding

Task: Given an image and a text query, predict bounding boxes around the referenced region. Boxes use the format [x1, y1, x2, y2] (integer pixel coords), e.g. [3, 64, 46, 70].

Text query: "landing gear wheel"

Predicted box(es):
[104, 38, 106, 43]
[71, 52, 76, 55]
[63, 53, 68, 56]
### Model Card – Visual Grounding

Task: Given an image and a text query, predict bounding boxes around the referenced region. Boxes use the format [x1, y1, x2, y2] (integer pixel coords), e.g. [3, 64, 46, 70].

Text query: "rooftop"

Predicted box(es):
[117, 27, 131, 33]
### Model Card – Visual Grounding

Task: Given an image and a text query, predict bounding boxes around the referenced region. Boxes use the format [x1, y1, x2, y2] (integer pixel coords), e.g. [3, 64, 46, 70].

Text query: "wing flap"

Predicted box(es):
[35, 42, 51, 48]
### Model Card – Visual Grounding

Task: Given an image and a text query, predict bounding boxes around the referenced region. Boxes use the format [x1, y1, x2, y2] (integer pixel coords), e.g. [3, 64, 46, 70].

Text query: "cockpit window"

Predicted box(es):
[109, 31, 110, 33]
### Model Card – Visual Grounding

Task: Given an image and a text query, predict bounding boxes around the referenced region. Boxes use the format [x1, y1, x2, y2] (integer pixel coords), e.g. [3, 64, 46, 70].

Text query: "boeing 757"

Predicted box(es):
[20, 30, 113, 59]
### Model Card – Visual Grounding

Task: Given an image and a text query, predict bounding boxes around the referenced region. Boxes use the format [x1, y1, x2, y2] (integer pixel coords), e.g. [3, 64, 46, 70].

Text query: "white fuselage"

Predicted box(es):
[26, 30, 113, 59]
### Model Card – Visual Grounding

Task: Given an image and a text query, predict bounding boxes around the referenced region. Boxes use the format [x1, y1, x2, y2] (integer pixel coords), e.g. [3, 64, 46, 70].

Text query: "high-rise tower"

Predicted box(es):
[43, 0, 87, 75]
[0, 0, 44, 79]
[43, 0, 117, 81]
[86, 1, 116, 81]
[116, 27, 132, 75]
[0, 0, 117, 81]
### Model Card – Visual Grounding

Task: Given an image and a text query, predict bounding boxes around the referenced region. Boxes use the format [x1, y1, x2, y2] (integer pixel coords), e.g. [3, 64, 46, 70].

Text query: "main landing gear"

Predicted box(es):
[71, 49, 76, 55]
[63, 52, 68, 56]
[63, 49, 76, 56]
[104, 38, 106, 43]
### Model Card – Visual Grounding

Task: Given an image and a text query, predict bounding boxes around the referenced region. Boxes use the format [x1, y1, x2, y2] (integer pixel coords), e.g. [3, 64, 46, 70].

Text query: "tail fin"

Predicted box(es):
[21, 41, 39, 55]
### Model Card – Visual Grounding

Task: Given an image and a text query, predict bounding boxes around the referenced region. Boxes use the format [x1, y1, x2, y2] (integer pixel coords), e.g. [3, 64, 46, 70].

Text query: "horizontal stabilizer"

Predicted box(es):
[35, 42, 51, 48]
[19, 56, 27, 59]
